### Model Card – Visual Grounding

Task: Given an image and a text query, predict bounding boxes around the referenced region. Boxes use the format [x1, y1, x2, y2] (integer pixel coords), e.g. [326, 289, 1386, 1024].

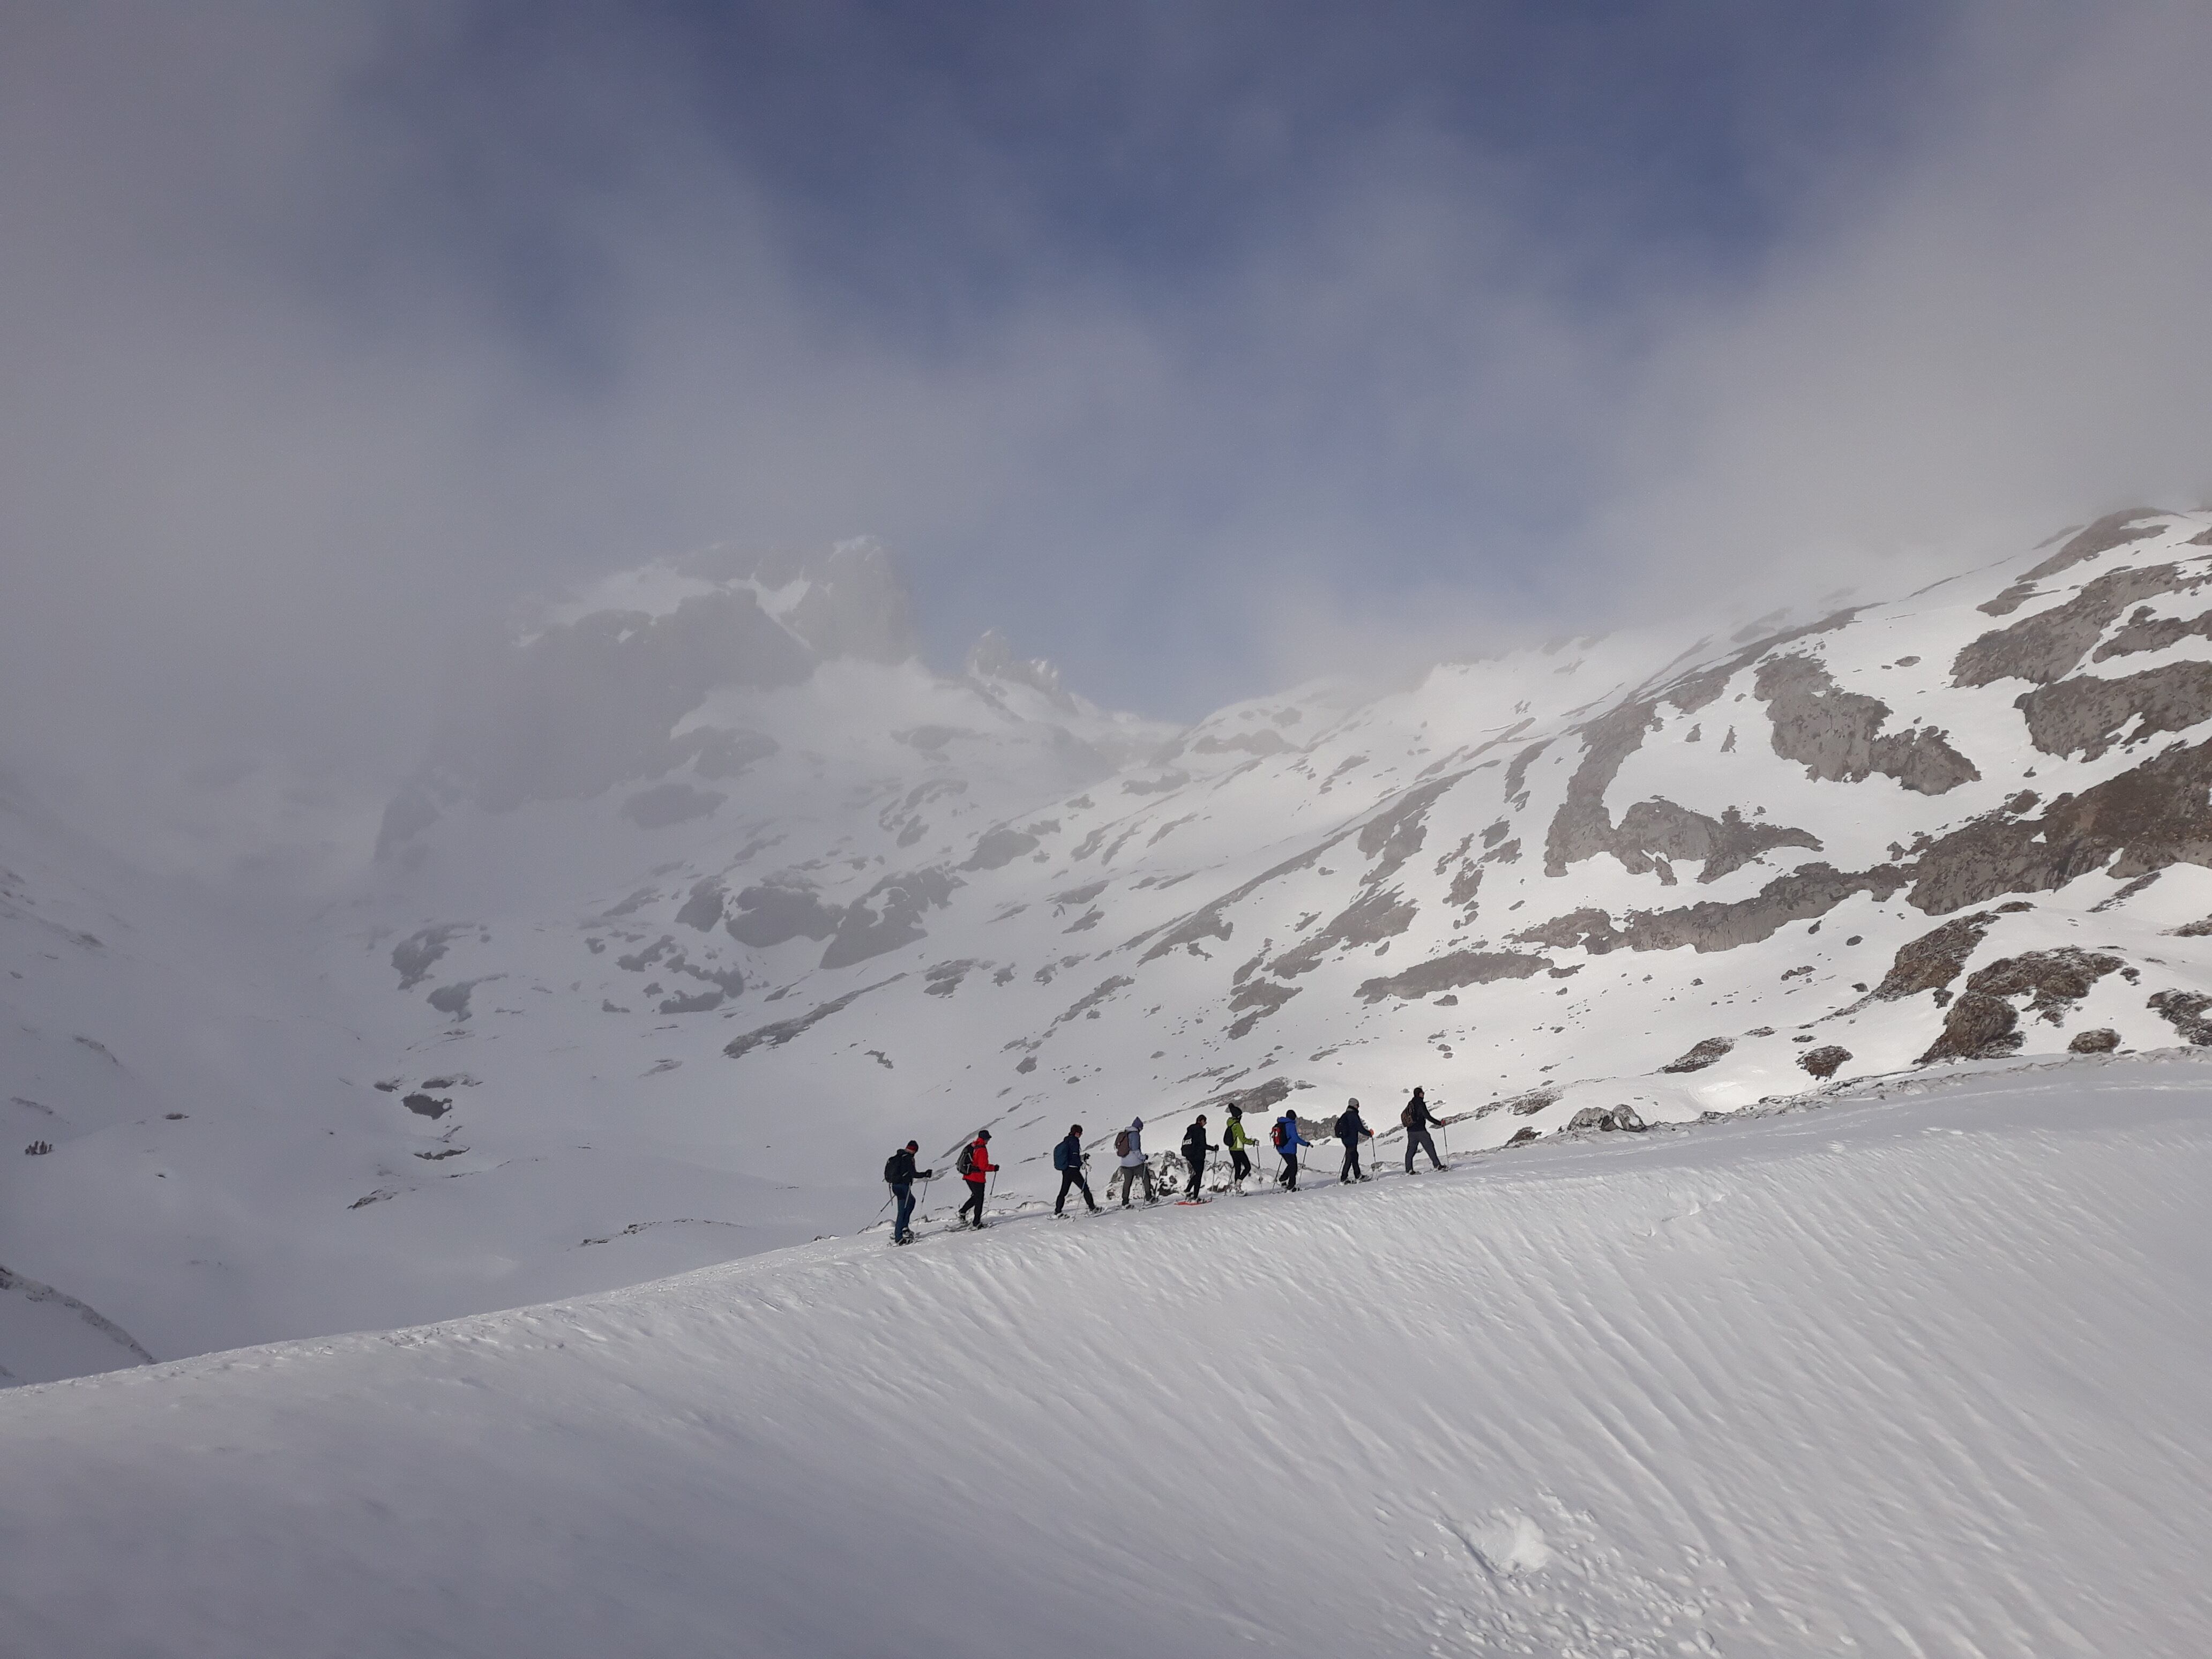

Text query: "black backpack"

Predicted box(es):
[957, 1143, 975, 1176]
[884, 1153, 902, 1184]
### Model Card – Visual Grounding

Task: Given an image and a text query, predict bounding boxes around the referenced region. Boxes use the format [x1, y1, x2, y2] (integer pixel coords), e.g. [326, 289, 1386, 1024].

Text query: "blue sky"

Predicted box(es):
[3, 1, 2209, 813]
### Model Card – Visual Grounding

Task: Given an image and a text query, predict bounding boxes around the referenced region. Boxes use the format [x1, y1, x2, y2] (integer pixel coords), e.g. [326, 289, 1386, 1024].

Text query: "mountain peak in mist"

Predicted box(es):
[965, 627, 1077, 714]
[378, 540, 922, 857]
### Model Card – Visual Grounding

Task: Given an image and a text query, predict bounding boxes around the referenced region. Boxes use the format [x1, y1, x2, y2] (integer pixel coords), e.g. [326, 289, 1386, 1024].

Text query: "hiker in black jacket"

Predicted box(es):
[1401, 1086, 1448, 1174]
[1052, 1124, 1100, 1216]
[1180, 1115, 1216, 1199]
[884, 1141, 933, 1244]
[1336, 1097, 1374, 1183]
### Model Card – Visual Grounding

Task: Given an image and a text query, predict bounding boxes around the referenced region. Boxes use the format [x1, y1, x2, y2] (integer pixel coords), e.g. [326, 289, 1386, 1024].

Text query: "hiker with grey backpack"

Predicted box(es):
[1113, 1118, 1156, 1207]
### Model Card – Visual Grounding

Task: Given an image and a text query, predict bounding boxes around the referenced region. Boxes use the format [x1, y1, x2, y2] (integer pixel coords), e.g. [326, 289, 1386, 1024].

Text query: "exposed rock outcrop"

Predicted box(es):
[1661, 1036, 1733, 1074]
[1917, 949, 2129, 1063]
[1797, 1045, 1851, 1079]
[1952, 562, 2203, 689]
[723, 975, 906, 1059]
[1268, 886, 1419, 977]
[2017, 509, 2169, 581]
[675, 881, 726, 931]
[1905, 737, 2212, 914]
[2014, 663, 2212, 760]
[1479, 1086, 1561, 1119]
[1356, 951, 1551, 1003]
[2095, 606, 2212, 662]
[961, 826, 1041, 871]
[1753, 656, 1978, 795]
[1567, 1104, 1647, 1132]
[1227, 978, 1300, 1038]
[1544, 702, 1660, 876]
[391, 924, 472, 991]
[2148, 990, 2212, 1045]
[1619, 799, 1822, 883]
[1516, 907, 1626, 955]
[1196, 1075, 1297, 1115]
[1866, 913, 1997, 1002]
[1622, 863, 1911, 953]
[820, 869, 962, 969]
[1135, 774, 1463, 964]
[726, 883, 842, 948]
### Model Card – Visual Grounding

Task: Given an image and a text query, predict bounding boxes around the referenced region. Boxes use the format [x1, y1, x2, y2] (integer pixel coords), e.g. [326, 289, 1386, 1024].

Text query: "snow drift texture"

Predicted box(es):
[3, 1056, 2209, 1656]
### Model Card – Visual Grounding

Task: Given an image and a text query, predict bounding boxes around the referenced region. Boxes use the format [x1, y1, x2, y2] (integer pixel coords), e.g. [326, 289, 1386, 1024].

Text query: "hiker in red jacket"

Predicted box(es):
[958, 1129, 996, 1228]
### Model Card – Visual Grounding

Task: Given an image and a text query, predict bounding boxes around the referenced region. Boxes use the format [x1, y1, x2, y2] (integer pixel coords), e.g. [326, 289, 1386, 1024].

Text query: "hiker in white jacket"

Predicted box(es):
[1115, 1117, 1156, 1207]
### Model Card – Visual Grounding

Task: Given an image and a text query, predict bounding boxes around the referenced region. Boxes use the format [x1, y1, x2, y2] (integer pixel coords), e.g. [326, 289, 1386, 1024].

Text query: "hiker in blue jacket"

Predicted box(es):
[1336, 1097, 1374, 1183]
[1052, 1123, 1100, 1216]
[1271, 1110, 1311, 1190]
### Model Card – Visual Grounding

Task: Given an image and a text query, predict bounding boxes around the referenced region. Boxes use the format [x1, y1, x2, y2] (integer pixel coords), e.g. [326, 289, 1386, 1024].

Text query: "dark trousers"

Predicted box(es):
[1340, 1139, 1363, 1181]
[1184, 1152, 1205, 1195]
[959, 1180, 986, 1224]
[1279, 1153, 1299, 1190]
[892, 1183, 916, 1239]
[1055, 1169, 1095, 1213]
[1404, 1126, 1443, 1171]
[1230, 1148, 1251, 1182]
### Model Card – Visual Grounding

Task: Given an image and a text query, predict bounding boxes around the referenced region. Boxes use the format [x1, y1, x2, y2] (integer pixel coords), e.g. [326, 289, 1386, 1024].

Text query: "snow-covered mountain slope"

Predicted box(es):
[11, 510, 2212, 1382]
[328, 511, 2212, 1216]
[4, 1055, 2209, 1658]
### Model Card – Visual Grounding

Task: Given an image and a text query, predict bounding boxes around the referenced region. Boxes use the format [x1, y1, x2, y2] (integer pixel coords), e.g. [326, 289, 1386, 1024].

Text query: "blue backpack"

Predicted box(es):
[1052, 1138, 1074, 1170]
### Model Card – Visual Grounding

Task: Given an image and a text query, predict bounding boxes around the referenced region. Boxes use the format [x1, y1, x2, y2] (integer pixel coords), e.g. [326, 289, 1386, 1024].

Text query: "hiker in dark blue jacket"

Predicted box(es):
[1052, 1123, 1100, 1216]
[884, 1141, 933, 1244]
[1401, 1086, 1447, 1173]
[1336, 1097, 1374, 1183]
[1271, 1111, 1311, 1190]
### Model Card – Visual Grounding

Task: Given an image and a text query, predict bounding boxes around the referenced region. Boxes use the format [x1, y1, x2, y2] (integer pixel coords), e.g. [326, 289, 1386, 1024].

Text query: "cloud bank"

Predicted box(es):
[2, 1, 2208, 870]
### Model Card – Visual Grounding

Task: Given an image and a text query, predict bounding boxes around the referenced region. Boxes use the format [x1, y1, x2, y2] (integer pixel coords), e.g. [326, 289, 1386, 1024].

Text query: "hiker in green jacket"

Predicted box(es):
[1222, 1104, 1255, 1192]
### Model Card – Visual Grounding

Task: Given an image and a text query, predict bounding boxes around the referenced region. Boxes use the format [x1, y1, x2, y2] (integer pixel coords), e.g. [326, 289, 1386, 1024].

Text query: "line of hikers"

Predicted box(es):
[882, 1087, 1451, 1243]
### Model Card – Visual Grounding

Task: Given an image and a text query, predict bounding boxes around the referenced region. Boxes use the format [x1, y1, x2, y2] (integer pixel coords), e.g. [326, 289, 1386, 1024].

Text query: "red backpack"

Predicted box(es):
[1270, 1120, 1288, 1149]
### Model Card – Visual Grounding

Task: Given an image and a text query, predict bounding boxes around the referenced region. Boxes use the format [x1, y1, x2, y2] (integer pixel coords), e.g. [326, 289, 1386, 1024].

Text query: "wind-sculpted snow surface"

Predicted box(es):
[3, 1060, 2211, 1656]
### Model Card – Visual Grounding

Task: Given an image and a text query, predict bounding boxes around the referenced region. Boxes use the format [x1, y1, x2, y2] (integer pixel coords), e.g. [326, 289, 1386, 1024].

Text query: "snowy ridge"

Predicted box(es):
[3, 1056, 2209, 1656]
